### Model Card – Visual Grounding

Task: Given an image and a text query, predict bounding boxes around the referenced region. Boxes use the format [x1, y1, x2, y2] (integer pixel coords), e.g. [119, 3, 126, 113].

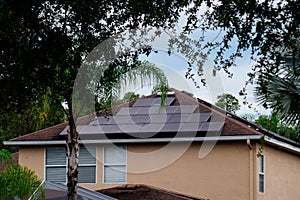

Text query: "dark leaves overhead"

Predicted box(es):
[0, 0, 189, 111]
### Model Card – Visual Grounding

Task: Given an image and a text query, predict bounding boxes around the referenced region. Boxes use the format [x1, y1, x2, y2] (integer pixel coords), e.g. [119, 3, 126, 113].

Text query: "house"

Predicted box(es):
[4, 88, 300, 200]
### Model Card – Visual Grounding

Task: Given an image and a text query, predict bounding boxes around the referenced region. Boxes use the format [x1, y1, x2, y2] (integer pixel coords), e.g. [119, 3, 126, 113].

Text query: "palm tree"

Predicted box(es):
[255, 52, 300, 126]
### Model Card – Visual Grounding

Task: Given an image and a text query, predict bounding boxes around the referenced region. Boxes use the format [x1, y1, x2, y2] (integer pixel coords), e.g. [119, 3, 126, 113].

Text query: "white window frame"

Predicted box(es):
[44, 147, 67, 183]
[258, 154, 265, 194]
[44, 146, 97, 184]
[78, 146, 97, 184]
[103, 146, 127, 184]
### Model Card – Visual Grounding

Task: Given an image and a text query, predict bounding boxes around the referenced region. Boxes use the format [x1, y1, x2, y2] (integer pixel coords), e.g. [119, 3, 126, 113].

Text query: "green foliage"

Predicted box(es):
[255, 115, 280, 133]
[95, 61, 168, 110]
[0, 149, 12, 165]
[255, 58, 300, 126]
[183, 1, 299, 74]
[255, 114, 299, 142]
[123, 92, 140, 102]
[0, 89, 65, 150]
[0, 164, 41, 200]
[215, 93, 241, 114]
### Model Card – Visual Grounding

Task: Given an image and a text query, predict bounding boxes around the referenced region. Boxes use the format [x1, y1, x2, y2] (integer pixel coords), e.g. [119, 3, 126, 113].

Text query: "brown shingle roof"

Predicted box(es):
[10, 122, 68, 141]
[97, 184, 207, 200]
[8, 88, 262, 143]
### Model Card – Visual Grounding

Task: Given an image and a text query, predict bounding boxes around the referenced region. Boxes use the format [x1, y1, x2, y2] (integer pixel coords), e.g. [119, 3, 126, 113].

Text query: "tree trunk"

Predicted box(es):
[66, 111, 79, 200]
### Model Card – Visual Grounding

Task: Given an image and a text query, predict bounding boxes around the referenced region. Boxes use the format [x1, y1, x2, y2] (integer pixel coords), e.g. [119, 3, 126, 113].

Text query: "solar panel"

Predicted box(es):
[100, 125, 122, 133]
[132, 97, 175, 107]
[128, 115, 150, 124]
[132, 98, 159, 107]
[167, 113, 191, 123]
[149, 114, 170, 123]
[116, 107, 140, 116]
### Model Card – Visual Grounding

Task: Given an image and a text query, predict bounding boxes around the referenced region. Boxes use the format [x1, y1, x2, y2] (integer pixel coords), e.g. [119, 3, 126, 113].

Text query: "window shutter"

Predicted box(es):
[45, 147, 96, 184]
[46, 148, 66, 165]
[104, 146, 126, 164]
[46, 167, 66, 182]
[78, 166, 96, 183]
[79, 147, 96, 165]
[104, 166, 126, 183]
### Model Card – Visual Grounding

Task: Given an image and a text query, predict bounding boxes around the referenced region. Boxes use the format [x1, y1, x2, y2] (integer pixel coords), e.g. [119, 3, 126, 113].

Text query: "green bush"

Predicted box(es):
[0, 149, 12, 165]
[0, 164, 41, 200]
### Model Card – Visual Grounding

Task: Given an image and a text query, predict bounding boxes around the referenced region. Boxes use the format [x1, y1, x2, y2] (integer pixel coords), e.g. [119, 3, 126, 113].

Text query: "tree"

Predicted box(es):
[255, 114, 299, 142]
[0, 1, 180, 199]
[0, 164, 42, 200]
[180, 0, 299, 125]
[215, 93, 240, 114]
[255, 55, 300, 126]
[123, 92, 140, 102]
[182, 1, 299, 73]
[0, 149, 12, 166]
[0, 90, 65, 151]
[1, 1, 300, 199]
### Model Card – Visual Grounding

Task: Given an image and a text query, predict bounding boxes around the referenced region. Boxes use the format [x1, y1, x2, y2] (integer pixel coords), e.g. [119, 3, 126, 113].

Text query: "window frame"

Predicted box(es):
[258, 154, 265, 194]
[78, 146, 97, 184]
[103, 146, 127, 184]
[44, 146, 97, 184]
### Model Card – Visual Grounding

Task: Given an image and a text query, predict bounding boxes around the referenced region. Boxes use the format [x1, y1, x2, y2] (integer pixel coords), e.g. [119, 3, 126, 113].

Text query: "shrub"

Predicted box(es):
[0, 164, 41, 200]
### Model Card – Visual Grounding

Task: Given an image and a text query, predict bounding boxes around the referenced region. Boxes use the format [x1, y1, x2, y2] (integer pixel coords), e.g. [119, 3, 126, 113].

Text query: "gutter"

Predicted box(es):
[264, 136, 300, 155]
[4, 135, 262, 146]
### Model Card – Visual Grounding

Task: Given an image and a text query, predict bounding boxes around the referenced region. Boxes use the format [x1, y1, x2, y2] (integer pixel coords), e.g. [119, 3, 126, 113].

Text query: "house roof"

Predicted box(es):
[30, 181, 116, 200]
[5, 88, 300, 152]
[97, 184, 206, 200]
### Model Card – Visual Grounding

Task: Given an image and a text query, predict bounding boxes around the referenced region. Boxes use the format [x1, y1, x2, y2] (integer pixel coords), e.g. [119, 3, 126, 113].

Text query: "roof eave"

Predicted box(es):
[264, 136, 300, 155]
[4, 135, 262, 146]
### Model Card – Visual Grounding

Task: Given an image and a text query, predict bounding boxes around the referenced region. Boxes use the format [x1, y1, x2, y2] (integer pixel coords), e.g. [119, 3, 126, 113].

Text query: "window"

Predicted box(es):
[258, 155, 264, 193]
[103, 146, 126, 184]
[45, 148, 66, 183]
[45, 147, 96, 183]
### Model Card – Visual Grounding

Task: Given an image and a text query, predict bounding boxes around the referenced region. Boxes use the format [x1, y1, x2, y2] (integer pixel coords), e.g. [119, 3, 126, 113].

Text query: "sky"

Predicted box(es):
[137, 51, 269, 116]
[115, 29, 270, 117]
[111, 8, 271, 117]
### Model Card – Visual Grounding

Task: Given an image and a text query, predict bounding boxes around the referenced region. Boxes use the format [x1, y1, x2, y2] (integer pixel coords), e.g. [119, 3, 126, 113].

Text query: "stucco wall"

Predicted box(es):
[17, 141, 300, 200]
[126, 142, 251, 200]
[18, 142, 251, 200]
[18, 146, 45, 180]
[256, 144, 300, 200]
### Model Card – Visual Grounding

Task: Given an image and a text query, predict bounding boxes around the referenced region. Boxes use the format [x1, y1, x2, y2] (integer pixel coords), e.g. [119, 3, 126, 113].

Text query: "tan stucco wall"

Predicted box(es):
[83, 142, 251, 200]
[18, 142, 252, 200]
[126, 142, 251, 200]
[255, 144, 300, 200]
[18, 147, 45, 180]
[17, 141, 300, 200]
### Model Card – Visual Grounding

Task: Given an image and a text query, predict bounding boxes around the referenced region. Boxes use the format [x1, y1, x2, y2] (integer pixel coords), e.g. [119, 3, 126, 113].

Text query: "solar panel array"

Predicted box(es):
[60, 97, 225, 137]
